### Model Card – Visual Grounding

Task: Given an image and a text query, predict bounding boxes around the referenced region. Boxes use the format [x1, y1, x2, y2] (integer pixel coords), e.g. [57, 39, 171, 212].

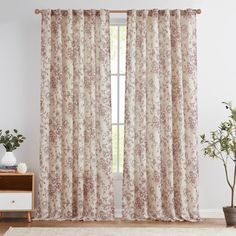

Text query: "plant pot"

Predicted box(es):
[1, 152, 17, 167]
[223, 206, 236, 226]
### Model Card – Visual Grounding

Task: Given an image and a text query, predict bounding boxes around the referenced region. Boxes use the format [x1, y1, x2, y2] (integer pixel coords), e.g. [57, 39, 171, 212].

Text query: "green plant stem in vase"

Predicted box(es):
[200, 102, 236, 226]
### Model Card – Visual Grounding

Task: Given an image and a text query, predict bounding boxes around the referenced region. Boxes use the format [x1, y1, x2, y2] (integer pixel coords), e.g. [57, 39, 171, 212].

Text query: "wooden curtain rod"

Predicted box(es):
[35, 9, 201, 15]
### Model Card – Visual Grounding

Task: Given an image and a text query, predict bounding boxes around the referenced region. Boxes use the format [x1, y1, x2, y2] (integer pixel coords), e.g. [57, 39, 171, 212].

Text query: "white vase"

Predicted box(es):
[1, 152, 17, 166]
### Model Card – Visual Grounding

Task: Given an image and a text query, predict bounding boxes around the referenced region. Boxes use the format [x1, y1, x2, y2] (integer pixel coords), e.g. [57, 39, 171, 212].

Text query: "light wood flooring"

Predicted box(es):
[0, 218, 228, 236]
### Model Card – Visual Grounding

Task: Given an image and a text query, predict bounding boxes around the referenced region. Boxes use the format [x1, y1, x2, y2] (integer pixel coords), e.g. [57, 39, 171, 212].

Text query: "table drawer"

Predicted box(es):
[0, 192, 32, 210]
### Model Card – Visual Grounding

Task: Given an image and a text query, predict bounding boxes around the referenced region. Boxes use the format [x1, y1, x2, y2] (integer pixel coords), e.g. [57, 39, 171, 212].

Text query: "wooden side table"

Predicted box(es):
[0, 172, 34, 222]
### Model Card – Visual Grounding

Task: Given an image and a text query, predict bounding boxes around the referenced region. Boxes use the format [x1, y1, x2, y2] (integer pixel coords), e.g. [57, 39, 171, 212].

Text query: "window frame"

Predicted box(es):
[110, 23, 126, 178]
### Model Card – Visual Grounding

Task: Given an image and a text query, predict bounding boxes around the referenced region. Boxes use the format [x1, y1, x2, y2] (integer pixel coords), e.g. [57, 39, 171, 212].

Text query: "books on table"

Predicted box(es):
[0, 165, 17, 173]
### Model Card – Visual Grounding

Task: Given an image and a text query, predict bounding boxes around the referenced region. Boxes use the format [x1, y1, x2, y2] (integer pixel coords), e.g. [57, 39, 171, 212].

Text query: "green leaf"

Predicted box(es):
[222, 101, 232, 110]
[200, 134, 205, 140]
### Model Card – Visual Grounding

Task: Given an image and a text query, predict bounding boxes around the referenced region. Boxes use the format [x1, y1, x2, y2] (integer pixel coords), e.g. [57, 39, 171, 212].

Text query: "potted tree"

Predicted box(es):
[0, 129, 26, 167]
[200, 102, 236, 226]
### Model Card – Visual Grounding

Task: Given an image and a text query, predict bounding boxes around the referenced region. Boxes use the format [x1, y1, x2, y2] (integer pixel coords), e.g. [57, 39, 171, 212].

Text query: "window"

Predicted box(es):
[110, 25, 126, 173]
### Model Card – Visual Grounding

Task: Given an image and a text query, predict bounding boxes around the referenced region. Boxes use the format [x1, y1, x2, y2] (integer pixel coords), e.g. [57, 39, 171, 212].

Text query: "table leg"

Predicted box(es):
[27, 211, 31, 223]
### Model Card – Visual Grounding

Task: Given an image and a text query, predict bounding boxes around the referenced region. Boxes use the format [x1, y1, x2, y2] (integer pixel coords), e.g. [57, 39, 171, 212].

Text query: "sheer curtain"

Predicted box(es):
[37, 9, 114, 220]
[122, 9, 199, 221]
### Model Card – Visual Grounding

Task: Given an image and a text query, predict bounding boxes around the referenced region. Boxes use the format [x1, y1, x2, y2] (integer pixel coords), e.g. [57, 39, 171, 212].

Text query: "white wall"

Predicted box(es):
[0, 0, 235, 218]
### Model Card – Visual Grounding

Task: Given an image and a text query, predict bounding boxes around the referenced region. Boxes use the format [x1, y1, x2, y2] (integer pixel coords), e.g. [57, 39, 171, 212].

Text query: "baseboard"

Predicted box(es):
[199, 209, 224, 218]
[115, 209, 224, 219]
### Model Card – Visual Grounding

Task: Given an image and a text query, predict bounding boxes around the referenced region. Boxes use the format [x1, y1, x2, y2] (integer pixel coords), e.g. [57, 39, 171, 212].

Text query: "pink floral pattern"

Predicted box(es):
[122, 9, 199, 221]
[37, 9, 114, 220]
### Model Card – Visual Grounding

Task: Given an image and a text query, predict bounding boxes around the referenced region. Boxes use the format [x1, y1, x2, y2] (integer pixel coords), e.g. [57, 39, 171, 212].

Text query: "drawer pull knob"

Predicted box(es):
[11, 200, 15, 203]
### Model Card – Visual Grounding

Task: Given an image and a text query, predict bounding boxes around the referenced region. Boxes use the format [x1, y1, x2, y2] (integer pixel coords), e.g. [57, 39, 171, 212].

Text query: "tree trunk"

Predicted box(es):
[231, 187, 235, 208]
[232, 162, 236, 208]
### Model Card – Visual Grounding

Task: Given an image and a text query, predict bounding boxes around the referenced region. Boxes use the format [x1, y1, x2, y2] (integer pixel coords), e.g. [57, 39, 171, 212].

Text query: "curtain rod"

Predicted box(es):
[35, 9, 201, 15]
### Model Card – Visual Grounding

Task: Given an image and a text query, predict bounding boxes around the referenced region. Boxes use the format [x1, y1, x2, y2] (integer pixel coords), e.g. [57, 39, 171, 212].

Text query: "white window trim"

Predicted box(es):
[111, 23, 126, 175]
[110, 16, 127, 26]
[113, 172, 123, 180]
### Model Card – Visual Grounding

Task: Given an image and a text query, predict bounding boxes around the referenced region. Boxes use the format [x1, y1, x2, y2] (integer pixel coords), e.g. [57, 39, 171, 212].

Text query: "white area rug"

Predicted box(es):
[4, 227, 236, 236]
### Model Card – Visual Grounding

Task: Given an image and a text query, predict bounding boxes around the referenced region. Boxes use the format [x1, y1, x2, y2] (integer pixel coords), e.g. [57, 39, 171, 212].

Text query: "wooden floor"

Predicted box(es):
[0, 218, 227, 236]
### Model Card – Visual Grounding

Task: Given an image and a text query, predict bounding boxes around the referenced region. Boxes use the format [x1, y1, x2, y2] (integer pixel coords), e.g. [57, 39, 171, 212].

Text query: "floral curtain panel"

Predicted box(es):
[123, 9, 199, 221]
[37, 9, 114, 220]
